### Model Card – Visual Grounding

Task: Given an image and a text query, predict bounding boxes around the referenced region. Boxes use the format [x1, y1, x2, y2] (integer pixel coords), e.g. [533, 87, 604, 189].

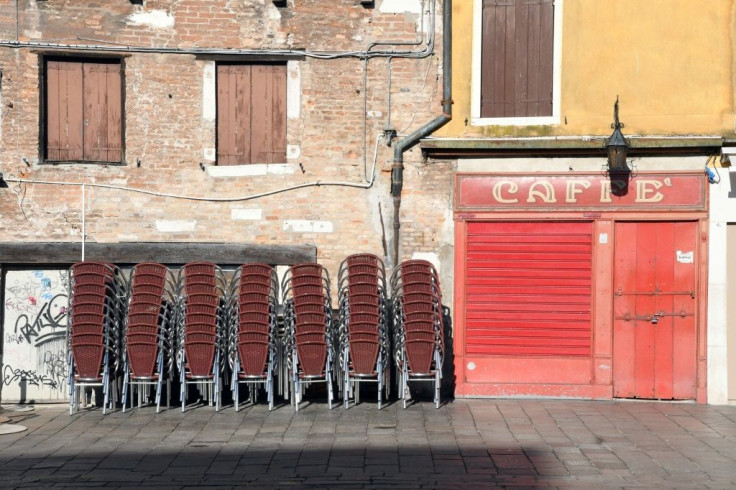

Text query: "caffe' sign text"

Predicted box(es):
[455, 173, 706, 211]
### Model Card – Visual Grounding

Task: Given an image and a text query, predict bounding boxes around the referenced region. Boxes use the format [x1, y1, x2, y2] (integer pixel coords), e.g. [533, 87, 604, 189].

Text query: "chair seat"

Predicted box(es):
[129, 373, 161, 381]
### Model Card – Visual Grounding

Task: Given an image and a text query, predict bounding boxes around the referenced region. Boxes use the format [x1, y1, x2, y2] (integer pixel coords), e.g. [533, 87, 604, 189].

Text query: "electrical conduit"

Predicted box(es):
[391, 0, 452, 267]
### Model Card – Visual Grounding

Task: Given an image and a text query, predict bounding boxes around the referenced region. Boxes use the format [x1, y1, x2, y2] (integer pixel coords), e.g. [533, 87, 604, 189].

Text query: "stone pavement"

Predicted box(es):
[1, 398, 736, 489]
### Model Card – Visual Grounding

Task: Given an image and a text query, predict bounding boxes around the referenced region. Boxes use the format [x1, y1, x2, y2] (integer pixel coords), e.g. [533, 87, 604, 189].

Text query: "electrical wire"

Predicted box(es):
[0, 40, 433, 60]
[3, 136, 384, 202]
[397, 56, 436, 136]
[4, 175, 370, 202]
[706, 155, 721, 184]
[2, 0, 438, 65]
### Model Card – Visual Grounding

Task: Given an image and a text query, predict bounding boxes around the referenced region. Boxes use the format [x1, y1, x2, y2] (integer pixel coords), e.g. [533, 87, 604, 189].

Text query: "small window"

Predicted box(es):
[43, 58, 123, 163]
[216, 63, 286, 165]
[472, 0, 561, 125]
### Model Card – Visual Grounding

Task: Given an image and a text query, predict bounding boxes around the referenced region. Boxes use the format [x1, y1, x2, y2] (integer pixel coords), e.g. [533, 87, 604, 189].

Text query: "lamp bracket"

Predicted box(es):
[612, 95, 624, 130]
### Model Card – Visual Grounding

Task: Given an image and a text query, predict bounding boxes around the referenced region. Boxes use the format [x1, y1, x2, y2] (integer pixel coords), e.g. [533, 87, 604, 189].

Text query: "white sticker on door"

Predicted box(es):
[676, 251, 694, 263]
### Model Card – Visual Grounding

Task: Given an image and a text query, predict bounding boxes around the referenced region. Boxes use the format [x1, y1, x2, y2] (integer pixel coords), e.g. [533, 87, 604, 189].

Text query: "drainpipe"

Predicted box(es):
[391, 0, 452, 267]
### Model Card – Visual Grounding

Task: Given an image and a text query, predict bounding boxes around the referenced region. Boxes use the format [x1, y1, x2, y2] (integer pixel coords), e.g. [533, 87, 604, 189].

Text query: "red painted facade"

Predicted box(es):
[453, 172, 709, 402]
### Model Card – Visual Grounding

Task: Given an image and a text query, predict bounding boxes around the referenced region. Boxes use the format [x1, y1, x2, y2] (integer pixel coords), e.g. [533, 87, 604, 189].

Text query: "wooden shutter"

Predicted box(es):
[465, 221, 592, 357]
[251, 65, 286, 164]
[217, 64, 286, 165]
[83, 62, 122, 163]
[46, 60, 122, 163]
[46, 61, 84, 161]
[480, 0, 554, 118]
[217, 65, 250, 165]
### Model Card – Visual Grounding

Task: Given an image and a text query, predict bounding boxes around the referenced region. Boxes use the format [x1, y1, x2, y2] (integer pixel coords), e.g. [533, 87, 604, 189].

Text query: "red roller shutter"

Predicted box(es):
[465, 221, 593, 357]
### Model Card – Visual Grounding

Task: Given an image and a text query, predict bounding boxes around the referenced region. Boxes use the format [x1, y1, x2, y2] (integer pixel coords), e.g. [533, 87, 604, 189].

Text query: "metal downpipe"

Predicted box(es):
[391, 0, 452, 267]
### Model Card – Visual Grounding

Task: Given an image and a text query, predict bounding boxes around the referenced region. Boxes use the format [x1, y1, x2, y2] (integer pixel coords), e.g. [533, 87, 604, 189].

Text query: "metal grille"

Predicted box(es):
[465, 221, 592, 357]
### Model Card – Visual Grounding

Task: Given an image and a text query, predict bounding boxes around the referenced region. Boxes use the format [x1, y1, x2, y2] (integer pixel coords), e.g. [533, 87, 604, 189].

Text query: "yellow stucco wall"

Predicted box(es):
[440, 0, 735, 138]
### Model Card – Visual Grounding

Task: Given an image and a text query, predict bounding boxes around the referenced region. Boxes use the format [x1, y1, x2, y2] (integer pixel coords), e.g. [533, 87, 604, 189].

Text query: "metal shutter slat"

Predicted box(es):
[465, 221, 593, 357]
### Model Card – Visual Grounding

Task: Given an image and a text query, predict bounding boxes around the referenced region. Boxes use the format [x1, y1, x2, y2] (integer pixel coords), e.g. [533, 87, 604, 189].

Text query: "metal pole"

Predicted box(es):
[81, 184, 85, 261]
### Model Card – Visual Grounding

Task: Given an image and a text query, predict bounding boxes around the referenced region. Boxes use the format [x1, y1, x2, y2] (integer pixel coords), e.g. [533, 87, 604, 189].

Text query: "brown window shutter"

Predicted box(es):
[481, 0, 554, 118]
[217, 64, 252, 165]
[250, 65, 287, 164]
[217, 63, 286, 165]
[46, 61, 84, 161]
[270, 65, 287, 163]
[82, 62, 122, 163]
[103, 63, 123, 162]
[216, 65, 234, 165]
[45, 59, 121, 163]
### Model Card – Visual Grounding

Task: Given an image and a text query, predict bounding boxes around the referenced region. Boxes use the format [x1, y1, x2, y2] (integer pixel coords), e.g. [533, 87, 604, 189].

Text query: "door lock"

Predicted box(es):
[615, 310, 694, 323]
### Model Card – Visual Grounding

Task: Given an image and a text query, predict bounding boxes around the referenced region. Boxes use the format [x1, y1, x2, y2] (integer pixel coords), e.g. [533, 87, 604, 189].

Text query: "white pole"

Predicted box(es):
[81, 184, 86, 261]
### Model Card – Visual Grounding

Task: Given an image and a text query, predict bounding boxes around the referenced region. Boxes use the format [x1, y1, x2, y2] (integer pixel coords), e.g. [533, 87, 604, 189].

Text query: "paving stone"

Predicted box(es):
[0, 400, 735, 487]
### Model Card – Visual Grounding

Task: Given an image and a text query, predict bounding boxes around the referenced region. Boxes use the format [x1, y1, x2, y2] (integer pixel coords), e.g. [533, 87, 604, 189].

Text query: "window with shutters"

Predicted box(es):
[216, 63, 287, 165]
[43, 58, 124, 164]
[471, 0, 562, 125]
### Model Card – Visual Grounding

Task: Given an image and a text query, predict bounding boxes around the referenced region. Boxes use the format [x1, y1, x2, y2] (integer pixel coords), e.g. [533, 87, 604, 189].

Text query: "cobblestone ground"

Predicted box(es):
[1, 398, 736, 488]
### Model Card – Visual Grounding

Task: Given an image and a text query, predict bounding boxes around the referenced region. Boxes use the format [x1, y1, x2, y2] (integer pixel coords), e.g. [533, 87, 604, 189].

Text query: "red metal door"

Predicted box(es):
[465, 221, 593, 357]
[613, 221, 697, 399]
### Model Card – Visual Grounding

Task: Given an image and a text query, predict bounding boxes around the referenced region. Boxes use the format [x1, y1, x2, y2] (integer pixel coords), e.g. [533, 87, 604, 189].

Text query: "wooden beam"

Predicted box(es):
[0, 242, 316, 265]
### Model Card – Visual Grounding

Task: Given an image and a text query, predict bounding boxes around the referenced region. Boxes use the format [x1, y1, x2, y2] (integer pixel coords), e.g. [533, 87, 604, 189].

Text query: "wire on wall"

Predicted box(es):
[3, 135, 384, 203]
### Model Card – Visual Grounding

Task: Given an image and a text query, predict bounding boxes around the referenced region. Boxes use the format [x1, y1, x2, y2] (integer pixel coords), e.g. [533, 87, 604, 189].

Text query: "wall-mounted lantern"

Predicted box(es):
[606, 96, 630, 174]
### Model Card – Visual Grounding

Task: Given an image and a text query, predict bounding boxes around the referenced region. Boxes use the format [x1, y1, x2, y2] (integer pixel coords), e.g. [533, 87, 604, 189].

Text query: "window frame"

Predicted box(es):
[40, 54, 126, 166]
[471, 0, 563, 126]
[215, 61, 287, 166]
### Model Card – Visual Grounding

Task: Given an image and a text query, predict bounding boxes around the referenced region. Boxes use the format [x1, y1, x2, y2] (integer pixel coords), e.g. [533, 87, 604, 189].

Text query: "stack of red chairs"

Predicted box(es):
[337, 253, 390, 409]
[122, 262, 169, 412]
[179, 262, 223, 411]
[282, 263, 334, 410]
[231, 263, 278, 411]
[69, 261, 118, 414]
[391, 259, 444, 409]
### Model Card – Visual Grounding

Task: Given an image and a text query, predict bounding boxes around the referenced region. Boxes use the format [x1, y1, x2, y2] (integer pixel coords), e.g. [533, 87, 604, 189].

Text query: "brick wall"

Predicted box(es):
[0, 0, 454, 298]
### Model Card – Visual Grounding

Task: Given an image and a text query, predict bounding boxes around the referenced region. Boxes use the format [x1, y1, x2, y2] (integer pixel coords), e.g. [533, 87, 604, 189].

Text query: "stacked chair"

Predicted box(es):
[282, 263, 335, 410]
[229, 263, 280, 411]
[391, 259, 445, 409]
[175, 262, 228, 411]
[68, 262, 126, 414]
[65, 254, 446, 414]
[337, 254, 391, 409]
[121, 262, 174, 413]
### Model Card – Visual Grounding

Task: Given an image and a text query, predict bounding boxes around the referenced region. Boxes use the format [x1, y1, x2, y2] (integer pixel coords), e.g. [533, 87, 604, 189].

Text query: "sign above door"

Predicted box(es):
[455, 173, 706, 212]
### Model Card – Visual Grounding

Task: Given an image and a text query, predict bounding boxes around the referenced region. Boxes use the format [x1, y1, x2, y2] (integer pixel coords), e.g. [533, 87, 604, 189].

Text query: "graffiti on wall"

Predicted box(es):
[2, 270, 69, 402]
